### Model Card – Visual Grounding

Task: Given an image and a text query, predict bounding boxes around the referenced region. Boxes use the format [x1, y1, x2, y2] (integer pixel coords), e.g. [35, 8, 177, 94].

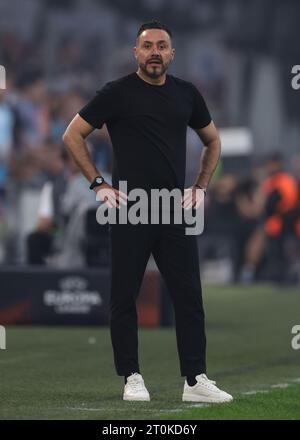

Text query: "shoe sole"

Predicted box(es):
[123, 395, 150, 402]
[182, 394, 233, 403]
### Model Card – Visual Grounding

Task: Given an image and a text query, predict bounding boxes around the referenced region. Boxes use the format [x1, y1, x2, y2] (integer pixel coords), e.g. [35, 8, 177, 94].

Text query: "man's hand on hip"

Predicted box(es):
[94, 183, 128, 209]
[182, 185, 205, 210]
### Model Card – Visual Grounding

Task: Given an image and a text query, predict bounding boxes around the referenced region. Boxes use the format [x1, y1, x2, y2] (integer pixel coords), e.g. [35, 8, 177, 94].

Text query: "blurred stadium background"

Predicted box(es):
[0, 0, 300, 420]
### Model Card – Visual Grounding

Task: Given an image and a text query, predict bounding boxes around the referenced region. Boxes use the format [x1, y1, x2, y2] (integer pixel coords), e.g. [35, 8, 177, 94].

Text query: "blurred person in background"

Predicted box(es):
[49, 88, 113, 174]
[261, 153, 299, 283]
[0, 86, 15, 262]
[198, 174, 237, 277]
[26, 146, 68, 265]
[204, 174, 237, 237]
[292, 155, 300, 237]
[27, 148, 110, 267]
[292, 155, 300, 185]
[233, 177, 265, 283]
[0, 86, 14, 195]
[63, 20, 233, 404]
[49, 89, 86, 143]
[287, 155, 300, 281]
[9, 68, 50, 185]
[237, 153, 299, 284]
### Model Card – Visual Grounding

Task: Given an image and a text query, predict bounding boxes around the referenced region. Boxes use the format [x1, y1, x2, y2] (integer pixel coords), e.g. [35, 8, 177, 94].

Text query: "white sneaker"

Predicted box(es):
[182, 374, 233, 403]
[123, 373, 150, 401]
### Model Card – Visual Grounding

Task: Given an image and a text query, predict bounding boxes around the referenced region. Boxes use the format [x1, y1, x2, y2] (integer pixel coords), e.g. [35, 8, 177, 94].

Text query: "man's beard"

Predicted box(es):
[139, 60, 169, 79]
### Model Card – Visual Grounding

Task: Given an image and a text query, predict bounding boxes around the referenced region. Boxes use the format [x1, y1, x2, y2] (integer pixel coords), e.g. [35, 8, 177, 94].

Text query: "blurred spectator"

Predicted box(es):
[291, 155, 300, 236]
[292, 155, 300, 183]
[27, 149, 111, 267]
[13, 68, 48, 149]
[261, 153, 299, 283]
[233, 178, 265, 283]
[199, 174, 237, 271]
[0, 88, 14, 193]
[49, 89, 86, 143]
[48, 89, 113, 173]
[239, 153, 300, 284]
[9, 68, 50, 185]
[204, 174, 237, 237]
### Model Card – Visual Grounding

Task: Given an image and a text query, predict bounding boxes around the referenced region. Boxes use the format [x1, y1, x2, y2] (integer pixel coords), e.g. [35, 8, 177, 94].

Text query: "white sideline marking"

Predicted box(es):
[66, 407, 158, 412]
[242, 390, 269, 395]
[290, 378, 300, 383]
[242, 381, 295, 396]
[270, 383, 289, 389]
[64, 379, 300, 415]
[67, 407, 104, 412]
[158, 404, 211, 414]
[186, 403, 211, 408]
[66, 406, 208, 414]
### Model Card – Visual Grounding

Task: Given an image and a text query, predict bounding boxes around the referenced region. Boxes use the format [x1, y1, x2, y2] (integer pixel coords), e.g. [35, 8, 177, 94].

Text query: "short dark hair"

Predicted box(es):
[136, 20, 172, 40]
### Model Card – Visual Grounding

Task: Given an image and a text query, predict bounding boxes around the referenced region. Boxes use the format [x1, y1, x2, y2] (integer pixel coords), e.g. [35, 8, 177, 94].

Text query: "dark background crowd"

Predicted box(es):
[0, 0, 300, 284]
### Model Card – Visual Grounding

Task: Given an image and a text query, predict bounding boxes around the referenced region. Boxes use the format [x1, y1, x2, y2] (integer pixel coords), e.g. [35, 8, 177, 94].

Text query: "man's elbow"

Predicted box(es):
[207, 135, 221, 149]
[62, 129, 71, 145]
[62, 129, 77, 152]
[62, 125, 85, 146]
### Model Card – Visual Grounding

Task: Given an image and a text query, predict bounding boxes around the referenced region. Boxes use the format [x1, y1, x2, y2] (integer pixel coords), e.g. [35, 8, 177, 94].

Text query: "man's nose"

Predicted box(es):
[150, 46, 160, 56]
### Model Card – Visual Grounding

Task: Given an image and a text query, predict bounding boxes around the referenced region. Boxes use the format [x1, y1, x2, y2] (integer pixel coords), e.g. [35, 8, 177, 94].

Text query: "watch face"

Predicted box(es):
[96, 177, 103, 184]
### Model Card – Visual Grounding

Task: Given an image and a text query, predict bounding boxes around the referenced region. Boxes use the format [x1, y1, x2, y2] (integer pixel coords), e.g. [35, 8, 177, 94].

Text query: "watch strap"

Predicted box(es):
[89, 176, 105, 190]
[194, 184, 207, 196]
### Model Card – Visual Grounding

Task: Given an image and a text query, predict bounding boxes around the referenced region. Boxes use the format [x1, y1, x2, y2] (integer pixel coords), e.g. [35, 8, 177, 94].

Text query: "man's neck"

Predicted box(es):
[136, 68, 166, 86]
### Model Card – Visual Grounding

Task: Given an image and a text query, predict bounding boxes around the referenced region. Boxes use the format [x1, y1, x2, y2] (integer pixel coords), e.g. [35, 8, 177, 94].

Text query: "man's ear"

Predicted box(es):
[171, 48, 175, 60]
[133, 46, 137, 59]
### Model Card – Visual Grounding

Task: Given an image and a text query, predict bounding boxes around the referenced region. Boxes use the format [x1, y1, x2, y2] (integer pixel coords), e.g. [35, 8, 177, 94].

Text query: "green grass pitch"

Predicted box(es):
[0, 284, 299, 420]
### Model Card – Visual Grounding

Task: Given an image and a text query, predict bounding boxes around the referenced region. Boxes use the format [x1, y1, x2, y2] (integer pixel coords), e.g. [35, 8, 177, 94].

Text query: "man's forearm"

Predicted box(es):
[62, 131, 100, 183]
[195, 138, 221, 188]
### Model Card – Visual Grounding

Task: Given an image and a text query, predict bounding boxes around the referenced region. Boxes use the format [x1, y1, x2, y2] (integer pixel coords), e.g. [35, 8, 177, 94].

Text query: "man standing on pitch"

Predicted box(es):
[63, 20, 233, 403]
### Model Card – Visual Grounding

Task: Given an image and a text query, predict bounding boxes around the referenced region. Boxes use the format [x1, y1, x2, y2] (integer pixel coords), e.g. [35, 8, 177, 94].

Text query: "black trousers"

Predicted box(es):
[109, 221, 206, 377]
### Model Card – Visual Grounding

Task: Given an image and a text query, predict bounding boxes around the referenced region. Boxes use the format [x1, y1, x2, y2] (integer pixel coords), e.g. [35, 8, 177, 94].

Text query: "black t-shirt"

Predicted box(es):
[79, 72, 211, 193]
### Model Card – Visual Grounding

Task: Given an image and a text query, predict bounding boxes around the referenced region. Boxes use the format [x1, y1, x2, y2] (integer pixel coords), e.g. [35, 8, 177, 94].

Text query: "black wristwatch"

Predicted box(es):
[89, 176, 105, 190]
[195, 184, 207, 196]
